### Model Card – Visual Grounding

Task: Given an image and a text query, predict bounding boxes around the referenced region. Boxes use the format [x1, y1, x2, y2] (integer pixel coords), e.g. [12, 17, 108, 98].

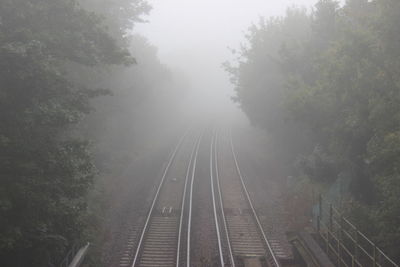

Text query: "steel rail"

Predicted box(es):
[176, 134, 201, 267]
[229, 132, 281, 267]
[131, 130, 189, 267]
[213, 130, 236, 267]
[186, 132, 203, 267]
[210, 131, 226, 267]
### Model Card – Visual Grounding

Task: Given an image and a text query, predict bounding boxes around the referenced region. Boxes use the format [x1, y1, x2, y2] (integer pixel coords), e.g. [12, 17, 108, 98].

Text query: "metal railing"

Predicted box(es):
[313, 195, 398, 267]
[59, 243, 90, 267]
[60, 244, 79, 267]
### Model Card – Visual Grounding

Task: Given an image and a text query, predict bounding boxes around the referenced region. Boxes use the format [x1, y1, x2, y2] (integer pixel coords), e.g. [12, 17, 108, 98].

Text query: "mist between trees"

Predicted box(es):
[225, 0, 400, 261]
[0, 0, 189, 266]
[1, 0, 400, 266]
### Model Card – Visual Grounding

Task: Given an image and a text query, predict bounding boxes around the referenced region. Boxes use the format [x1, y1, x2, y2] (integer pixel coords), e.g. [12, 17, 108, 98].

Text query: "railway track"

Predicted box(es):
[123, 128, 284, 267]
[211, 129, 281, 267]
[188, 130, 220, 267]
[127, 130, 201, 267]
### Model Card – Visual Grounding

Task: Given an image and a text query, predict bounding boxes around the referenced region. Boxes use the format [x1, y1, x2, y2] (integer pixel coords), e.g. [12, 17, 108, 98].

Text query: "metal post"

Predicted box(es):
[326, 228, 330, 254]
[338, 216, 343, 267]
[327, 204, 333, 255]
[338, 235, 341, 267]
[326, 229, 330, 254]
[312, 189, 315, 204]
[355, 228, 359, 265]
[319, 194, 323, 220]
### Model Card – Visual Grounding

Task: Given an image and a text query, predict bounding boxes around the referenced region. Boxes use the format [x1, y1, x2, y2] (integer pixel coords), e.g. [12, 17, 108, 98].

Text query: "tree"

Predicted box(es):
[226, 0, 400, 260]
[0, 0, 131, 265]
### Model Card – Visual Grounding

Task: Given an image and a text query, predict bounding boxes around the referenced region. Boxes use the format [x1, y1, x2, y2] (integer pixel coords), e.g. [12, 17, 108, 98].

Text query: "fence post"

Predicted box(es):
[319, 194, 323, 220]
[312, 189, 315, 205]
[313, 198, 398, 267]
[327, 204, 332, 256]
[354, 228, 359, 265]
[326, 225, 330, 254]
[326, 228, 330, 254]
[338, 215, 343, 267]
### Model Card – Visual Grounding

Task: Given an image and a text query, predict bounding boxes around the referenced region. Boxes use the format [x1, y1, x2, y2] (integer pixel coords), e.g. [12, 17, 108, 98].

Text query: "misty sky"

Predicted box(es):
[135, 0, 331, 114]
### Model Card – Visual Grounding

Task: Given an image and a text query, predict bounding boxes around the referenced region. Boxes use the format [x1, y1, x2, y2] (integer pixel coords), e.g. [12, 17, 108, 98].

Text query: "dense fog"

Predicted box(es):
[136, 0, 326, 118]
[1, 0, 399, 266]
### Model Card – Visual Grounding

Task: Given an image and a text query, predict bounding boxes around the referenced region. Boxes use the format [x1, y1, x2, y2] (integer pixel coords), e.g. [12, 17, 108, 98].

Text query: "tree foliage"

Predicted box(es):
[226, 0, 400, 260]
[66, 1, 184, 265]
[0, 0, 136, 265]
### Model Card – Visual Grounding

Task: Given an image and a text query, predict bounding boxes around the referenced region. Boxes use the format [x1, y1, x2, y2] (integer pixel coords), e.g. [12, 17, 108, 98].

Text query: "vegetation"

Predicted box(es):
[0, 0, 180, 265]
[226, 0, 400, 260]
[1, 0, 399, 265]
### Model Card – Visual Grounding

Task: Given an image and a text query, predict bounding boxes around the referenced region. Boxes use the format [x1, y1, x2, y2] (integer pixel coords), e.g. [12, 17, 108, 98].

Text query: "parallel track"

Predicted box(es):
[210, 131, 235, 266]
[183, 133, 202, 266]
[211, 130, 280, 267]
[130, 131, 200, 267]
[126, 128, 282, 267]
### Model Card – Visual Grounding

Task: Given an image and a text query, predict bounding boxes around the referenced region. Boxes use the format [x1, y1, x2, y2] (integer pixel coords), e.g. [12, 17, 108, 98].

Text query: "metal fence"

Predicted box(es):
[59, 243, 90, 267]
[313, 195, 398, 267]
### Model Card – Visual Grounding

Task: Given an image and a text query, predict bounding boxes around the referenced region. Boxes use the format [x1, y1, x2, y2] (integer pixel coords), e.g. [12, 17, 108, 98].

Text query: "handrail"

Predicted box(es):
[314, 195, 398, 267]
[59, 243, 90, 267]
[60, 244, 78, 267]
[67, 243, 90, 267]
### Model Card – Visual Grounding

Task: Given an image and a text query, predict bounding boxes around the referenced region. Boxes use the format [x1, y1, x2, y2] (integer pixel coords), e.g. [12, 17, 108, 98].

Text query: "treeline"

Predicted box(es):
[226, 0, 400, 260]
[0, 0, 181, 266]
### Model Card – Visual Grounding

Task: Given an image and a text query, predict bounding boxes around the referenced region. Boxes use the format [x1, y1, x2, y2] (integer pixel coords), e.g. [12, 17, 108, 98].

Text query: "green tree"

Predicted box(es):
[0, 0, 131, 265]
[227, 0, 400, 260]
